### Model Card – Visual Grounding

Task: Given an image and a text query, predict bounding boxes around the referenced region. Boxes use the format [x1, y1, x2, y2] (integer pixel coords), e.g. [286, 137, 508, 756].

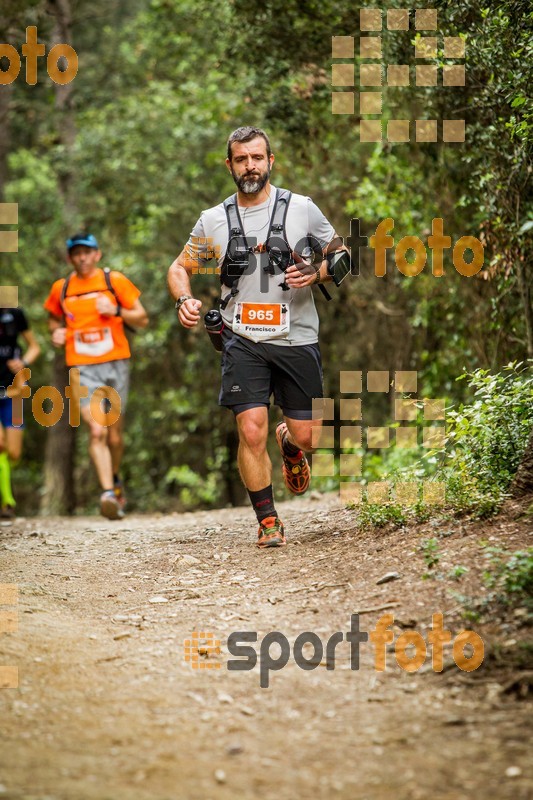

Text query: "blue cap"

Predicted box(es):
[66, 233, 99, 251]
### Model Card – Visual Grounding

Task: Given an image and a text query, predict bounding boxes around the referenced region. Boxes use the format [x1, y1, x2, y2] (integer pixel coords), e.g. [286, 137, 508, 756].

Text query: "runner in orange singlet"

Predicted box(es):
[44, 234, 148, 519]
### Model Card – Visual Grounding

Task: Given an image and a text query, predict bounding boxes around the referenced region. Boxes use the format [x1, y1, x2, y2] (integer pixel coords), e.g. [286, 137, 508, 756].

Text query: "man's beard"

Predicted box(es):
[231, 164, 270, 194]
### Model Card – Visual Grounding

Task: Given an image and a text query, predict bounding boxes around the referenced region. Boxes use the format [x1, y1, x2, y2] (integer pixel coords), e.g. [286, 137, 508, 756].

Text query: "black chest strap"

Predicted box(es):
[220, 188, 292, 309]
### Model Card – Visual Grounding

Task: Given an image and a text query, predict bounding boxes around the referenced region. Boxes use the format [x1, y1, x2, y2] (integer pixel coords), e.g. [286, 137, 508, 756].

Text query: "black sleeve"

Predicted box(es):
[16, 308, 29, 334]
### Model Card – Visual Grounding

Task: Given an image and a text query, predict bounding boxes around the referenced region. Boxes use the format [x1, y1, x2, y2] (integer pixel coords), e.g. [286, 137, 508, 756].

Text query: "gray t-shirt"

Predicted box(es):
[185, 187, 335, 346]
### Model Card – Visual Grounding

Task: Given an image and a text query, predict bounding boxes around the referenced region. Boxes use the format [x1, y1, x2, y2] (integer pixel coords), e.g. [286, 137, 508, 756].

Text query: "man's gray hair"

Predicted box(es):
[227, 126, 272, 161]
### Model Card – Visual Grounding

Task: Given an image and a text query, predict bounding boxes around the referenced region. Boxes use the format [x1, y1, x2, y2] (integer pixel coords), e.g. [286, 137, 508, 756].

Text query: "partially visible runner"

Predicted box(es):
[44, 234, 148, 519]
[168, 126, 349, 548]
[0, 307, 40, 518]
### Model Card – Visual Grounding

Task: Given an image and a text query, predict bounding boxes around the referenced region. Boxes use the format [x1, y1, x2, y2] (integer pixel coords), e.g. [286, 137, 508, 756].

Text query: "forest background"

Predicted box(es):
[0, 0, 531, 516]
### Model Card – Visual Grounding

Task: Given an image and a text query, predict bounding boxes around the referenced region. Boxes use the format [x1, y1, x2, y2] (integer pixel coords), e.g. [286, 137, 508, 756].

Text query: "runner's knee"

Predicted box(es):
[237, 416, 268, 452]
[88, 422, 107, 445]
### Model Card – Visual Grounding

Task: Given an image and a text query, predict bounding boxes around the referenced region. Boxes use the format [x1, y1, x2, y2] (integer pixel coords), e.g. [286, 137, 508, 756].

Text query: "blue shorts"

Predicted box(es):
[0, 396, 24, 429]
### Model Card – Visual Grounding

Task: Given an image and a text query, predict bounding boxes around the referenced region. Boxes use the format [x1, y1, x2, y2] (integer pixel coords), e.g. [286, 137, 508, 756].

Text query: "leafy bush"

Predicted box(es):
[354, 494, 433, 529]
[355, 500, 407, 529]
[444, 363, 533, 515]
[483, 547, 533, 611]
[347, 363, 532, 527]
[452, 547, 533, 623]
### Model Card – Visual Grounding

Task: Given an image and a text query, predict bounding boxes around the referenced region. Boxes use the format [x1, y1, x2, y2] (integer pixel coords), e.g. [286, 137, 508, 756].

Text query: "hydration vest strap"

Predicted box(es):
[265, 188, 291, 242]
[59, 268, 136, 332]
[59, 272, 74, 314]
[220, 284, 240, 311]
[220, 188, 293, 297]
[224, 194, 245, 244]
[220, 194, 250, 292]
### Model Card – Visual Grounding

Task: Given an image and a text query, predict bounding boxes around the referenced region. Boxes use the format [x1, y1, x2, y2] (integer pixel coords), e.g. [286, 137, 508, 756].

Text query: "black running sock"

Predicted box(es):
[281, 432, 301, 457]
[248, 485, 277, 523]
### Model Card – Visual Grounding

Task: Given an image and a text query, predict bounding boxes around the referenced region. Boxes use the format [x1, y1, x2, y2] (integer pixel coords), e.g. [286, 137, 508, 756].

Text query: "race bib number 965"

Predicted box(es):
[233, 302, 290, 343]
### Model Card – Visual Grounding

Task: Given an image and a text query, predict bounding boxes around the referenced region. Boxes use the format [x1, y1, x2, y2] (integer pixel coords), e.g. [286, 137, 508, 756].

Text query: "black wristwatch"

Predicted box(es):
[175, 295, 192, 311]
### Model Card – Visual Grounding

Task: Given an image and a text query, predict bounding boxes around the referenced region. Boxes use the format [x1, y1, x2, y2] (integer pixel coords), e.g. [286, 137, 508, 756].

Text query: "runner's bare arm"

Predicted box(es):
[167, 248, 203, 329]
[48, 312, 67, 347]
[120, 299, 148, 328]
[97, 296, 149, 328]
[6, 329, 40, 373]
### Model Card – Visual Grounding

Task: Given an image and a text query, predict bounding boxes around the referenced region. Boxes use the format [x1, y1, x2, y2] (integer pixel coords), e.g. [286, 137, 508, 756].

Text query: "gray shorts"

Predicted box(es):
[75, 359, 130, 413]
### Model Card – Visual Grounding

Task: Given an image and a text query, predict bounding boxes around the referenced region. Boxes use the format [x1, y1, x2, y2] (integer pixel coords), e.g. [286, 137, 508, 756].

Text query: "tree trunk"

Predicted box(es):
[510, 427, 533, 498]
[47, 0, 77, 213]
[41, 356, 76, 515]
[41, 0, 78, 515]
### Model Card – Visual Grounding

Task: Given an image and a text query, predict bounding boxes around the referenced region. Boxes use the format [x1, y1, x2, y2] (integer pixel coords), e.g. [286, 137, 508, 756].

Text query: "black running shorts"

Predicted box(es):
[219, 330, 323, 420]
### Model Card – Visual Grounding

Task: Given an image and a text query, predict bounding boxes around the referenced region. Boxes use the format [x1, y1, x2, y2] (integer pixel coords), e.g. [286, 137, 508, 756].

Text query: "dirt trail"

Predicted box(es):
[0, 496, 531, 800]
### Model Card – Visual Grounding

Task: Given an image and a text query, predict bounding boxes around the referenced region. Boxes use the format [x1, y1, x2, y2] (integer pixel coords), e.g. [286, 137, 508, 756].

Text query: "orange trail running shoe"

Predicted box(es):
[275, 422, 311, 495]
[257, 516, 286, 548]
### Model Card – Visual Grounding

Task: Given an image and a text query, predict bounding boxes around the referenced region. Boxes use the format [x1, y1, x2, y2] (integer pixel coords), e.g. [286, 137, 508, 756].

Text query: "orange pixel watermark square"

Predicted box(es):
[184, 237, 222, 274]
[331, 7, 466, 142]
[0, 202, 18, 253]
[184, 631, 222, 670]
[312, 368, 448, 506]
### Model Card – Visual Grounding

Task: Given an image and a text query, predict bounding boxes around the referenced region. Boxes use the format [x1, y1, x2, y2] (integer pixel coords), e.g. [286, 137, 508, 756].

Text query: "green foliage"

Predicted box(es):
[350, 362, 532, 528]
[353, 495, 432, 529]
[347, 148, 441, 231]
[483, 547, 533, 611]
[447, 565, 469, 581]
[349, 0, 532, 375]
[3, 0, 532, 515]
[420, 537, 441, 577]
[164, 464, 220, 508]
[450, 546, 533, 624]
[444, 363, 533, 515]
[355, 499, 407, 529]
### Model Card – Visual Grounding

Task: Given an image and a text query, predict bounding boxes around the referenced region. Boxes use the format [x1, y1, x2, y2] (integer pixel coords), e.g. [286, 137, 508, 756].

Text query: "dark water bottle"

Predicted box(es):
[204, 309, 225, 352]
